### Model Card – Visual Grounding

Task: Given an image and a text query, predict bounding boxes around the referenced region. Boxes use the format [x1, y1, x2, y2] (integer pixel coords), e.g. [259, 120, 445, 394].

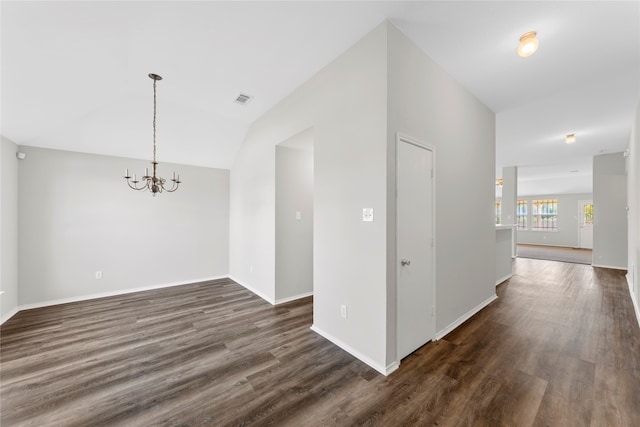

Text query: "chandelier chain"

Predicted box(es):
[124, 73, 181, 195]
[153, 77, 157, 165]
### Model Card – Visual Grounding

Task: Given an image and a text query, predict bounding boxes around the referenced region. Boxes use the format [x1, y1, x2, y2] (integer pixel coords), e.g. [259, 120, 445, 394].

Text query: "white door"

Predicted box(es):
[397, 135, 435, 360]
[579, 200, 593, 249]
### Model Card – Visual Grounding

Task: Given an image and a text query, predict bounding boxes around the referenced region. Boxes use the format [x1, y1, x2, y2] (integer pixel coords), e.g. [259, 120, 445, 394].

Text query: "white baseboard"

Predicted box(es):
[627, 277, 640, 329]
[227, 278, 313, 306]
[435, 293, 498, 340]
[496, 273, 512, 286]
[310, 324, 397, 376]
[385, 361, 400, 376]
[228, 276, 275, 305]
[1, 307, 19, 325]
[17, 276, 229, 312]
[275, 291, 313, 305]
[592, 264, 628, 271]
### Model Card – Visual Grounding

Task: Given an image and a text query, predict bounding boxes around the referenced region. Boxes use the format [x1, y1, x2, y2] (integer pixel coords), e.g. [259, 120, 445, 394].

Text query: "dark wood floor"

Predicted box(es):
[2, 258, 639, 426]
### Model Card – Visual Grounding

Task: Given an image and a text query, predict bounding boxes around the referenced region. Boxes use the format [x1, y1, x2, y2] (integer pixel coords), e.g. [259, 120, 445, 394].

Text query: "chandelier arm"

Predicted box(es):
[126, 178, 149, 191]
[164, 181, 180, 192]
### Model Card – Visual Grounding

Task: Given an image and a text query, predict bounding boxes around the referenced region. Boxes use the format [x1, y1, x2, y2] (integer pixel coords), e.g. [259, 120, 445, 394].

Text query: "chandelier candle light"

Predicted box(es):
[124, 73, 181, 195]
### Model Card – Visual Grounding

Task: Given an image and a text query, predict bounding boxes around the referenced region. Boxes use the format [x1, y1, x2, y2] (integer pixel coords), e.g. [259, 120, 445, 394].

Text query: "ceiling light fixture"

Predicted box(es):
[565, 133, 576, 144]
[517, 31, 539, 58]
[124, 73, 181, 195]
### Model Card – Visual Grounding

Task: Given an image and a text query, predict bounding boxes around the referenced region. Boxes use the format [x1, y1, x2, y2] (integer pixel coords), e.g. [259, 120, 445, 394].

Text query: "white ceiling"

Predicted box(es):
[2, 1, 639, 195]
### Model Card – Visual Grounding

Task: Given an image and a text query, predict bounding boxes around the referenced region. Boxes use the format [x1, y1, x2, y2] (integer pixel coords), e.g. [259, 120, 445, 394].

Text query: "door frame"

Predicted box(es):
[395, 132, 437, 362]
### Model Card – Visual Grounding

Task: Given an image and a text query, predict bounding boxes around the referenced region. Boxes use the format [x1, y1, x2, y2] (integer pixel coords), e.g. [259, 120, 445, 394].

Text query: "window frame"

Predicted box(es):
[531, 199, 558, 231]
[516, 200, 527, 230]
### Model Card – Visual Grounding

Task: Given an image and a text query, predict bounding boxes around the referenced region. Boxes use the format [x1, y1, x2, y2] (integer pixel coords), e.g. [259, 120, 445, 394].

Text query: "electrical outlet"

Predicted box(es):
[340, 305, 348, 319]
[95, 271, 103, 280]
[363, 208, 374, 222]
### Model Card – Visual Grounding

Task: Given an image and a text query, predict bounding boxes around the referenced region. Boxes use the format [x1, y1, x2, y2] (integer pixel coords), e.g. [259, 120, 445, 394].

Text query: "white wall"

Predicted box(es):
[627, 99, 640, 322]
[18, 146, 229, 306]
[517, 193, 593, 248]
[275, 134, 314, 303]
[501, 166, 518, 256]
[501, 166, 517, 225]
[1, 137, 19, 323]
[386, 24, 496, 343]
[230, 22, 389, 371]
[593, 152, 627, 269]
[230, 21, 496, 373]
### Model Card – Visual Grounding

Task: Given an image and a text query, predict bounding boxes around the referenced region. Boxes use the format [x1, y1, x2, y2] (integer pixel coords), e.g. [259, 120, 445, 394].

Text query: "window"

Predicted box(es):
[496, 201, 502, 225]
[532, 199, 558, 230]
[516, 200, 527, 230]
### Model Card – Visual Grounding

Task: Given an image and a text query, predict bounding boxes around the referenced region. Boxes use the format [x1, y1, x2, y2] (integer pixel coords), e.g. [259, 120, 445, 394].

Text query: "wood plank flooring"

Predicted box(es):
[2, 258, 640, 426]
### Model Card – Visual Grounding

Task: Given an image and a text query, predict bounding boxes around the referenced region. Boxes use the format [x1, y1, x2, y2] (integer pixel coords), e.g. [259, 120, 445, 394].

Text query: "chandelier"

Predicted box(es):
[124, 73, 181, 195]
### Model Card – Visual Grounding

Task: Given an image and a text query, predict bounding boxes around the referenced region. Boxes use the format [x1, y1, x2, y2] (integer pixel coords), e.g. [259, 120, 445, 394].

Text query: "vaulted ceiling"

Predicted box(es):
[2, 1, 638, 195]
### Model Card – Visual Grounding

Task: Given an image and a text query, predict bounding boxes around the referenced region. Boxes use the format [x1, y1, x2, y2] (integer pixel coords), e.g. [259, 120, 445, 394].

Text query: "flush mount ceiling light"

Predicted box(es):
[124, 73, 181, 195]
[565, 133, 577, 144]
[517, 31, 539, 57]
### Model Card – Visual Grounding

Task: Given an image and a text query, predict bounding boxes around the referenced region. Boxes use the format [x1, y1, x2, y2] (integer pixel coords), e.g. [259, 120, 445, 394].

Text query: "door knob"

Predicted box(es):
[401, 259, 411, 266]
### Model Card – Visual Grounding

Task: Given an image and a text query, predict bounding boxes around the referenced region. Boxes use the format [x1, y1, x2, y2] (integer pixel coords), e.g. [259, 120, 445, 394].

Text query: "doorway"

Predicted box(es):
[579, 199, 594, 249]
[275, 130, 314, 303]
[396, 134, 435, 360]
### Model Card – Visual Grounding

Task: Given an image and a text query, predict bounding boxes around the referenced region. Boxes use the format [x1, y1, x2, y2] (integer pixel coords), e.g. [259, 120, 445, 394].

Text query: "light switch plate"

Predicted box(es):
[363, 208, 374, 222]
[296, 211, 301, 220]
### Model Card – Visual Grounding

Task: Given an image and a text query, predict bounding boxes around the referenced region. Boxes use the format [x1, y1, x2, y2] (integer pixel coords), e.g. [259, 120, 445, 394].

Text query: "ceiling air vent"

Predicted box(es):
[235, 93, 253, 105]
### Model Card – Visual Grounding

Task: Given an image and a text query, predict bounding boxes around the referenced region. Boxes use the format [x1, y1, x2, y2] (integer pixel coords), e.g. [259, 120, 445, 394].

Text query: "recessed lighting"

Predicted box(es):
[565, 133, 576, 144]
[517, 31, 539, 57]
